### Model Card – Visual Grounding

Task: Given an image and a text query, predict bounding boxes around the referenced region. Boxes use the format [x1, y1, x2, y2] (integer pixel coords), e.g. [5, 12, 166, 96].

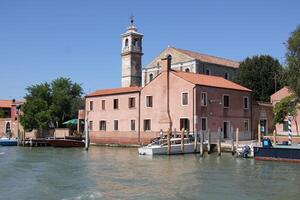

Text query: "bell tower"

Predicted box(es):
[121, 17, 143, 87]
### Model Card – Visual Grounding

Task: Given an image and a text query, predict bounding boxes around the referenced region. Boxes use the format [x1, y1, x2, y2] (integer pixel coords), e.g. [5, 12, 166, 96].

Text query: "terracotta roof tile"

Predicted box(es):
[0, 100, 12, 108]
[173, 47, 240, 68]
[172, 71, 251, 92]
[86, 86, 141, 97]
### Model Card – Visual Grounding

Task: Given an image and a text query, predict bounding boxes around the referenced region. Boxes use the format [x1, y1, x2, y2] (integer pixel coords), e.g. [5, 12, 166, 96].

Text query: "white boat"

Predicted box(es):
[138, 137, 199, 155]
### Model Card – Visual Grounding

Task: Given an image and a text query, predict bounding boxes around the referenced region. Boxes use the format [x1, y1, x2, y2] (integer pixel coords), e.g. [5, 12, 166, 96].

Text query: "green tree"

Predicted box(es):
[286, 25, 300, 99]
[20, 78, 83, 131]
[234, 55, 284, 102]
[273, 95, 299, 135]
[0, 109, 4, 118]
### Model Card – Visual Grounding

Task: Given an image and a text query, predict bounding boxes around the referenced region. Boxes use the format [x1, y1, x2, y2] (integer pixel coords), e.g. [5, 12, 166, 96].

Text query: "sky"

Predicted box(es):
[0, 0, 300, 99]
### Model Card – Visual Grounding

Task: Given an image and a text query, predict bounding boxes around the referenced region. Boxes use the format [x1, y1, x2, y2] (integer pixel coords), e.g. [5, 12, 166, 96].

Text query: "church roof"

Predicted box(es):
[172, 47, 240, 68]
[86, 86, 142, 97]
[172, 71, 251, 92]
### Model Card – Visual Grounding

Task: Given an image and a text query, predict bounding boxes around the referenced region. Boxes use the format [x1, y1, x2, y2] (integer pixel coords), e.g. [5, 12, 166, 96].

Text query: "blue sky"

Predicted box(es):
[0, 0, 299, 99]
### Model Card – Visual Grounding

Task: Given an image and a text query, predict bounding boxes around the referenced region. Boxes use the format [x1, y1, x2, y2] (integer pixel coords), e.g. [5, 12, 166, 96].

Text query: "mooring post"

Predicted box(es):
[194, 130, 198, 152]
[200, 130, 204, 157]
[273, 129, 276, 144]
[258, 123, 261, 144]
[207, 129, 211, 154]
[217, 128, 221, 156]
[231, 127, 235, 155]
[181, 128, 184, 153]
[167, 128, 171, 155]
[235, 128, 239, 156]
[23, 131, 25, 146]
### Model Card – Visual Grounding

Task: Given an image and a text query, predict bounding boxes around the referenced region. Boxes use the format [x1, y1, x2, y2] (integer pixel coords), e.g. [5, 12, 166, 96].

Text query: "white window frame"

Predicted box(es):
[201, 92, 207, 107]
[243, 96, 249, 110]
[180, 117, 190, 131]
[181, 92, 189, 106]
[244, 119, 249, 132]
[145, 95, 153, 108]
[143, 118, 152, 132]
[223, 94, 230, 108]
[113, 119, 119, 131]
[128, 96, 136, 109]
[201, 117, 207, 131]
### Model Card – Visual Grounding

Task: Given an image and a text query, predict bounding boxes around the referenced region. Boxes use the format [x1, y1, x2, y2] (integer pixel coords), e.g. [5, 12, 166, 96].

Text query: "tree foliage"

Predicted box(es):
[273, 95, 299, 134]
[286, 25, 300, 99]
[20, 78, 83, 131]
[0, 109, 4, 118]
[234, 55, 284, 102]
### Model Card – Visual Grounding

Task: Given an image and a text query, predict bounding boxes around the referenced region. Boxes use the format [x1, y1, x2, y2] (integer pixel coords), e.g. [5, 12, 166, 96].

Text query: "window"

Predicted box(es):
[182, 92, 188, 105]
[125, 38, 129, 47]
[89, 121, 93, 131]
[133, 39, 139, 47]
[146, 96, 153, 107]
[149, 73, 154, 82]
[129, 97, 136, 108]
[130, 120, 136, 131]
[144, 119, 151, 131]
[180, 118, 190, 131]
[224, 72, 229, 80]
[201, 118, 207, 131]
[223, 95, 229, 108]
[201, 92, 207, 106]
[205, 69, 211, 75]
[244, 120, 249, 131]
[99, 121, 106, 131]
[89, 101, 93, 111]
[113, 99, 119, 109]
[114, 120, 119, 131]
[283, 121, 289, 132]
[185, 68, 190, 72]
[101, 100, 105, 110]
[243, 97, 249, 109]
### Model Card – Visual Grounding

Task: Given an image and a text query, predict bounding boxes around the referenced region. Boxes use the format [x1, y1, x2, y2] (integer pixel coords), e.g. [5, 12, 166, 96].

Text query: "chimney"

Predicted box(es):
[161, 55, 172, 72]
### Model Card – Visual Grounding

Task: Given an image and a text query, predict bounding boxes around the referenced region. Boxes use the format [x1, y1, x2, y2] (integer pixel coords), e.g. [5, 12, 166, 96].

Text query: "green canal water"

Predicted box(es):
[0, 146, 300, 200]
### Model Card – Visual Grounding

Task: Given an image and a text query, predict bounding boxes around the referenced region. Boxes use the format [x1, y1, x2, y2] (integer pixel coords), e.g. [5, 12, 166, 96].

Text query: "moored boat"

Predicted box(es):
[138, 137, 199, 155]
[47, 139, 85, 147]
[254, 138, 300, 163]
[0, 137, 18, 146]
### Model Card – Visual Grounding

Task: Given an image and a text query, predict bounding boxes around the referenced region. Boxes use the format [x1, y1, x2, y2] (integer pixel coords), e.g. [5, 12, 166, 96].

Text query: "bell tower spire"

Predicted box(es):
[121, 17, 143, 87]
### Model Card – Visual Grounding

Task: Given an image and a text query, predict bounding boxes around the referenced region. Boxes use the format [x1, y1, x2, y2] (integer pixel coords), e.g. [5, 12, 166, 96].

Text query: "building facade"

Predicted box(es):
[83, 22, 253, 145]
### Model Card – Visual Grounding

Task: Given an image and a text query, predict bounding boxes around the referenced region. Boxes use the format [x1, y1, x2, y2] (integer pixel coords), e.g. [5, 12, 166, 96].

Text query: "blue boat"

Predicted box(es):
[254, 138, 300, 163]
[0, 137, 18, 146]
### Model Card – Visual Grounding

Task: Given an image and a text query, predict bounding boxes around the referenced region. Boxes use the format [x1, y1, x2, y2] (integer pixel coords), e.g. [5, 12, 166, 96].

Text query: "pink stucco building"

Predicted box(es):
[271, 86, 300, 136]
[85, 56, 252, 145]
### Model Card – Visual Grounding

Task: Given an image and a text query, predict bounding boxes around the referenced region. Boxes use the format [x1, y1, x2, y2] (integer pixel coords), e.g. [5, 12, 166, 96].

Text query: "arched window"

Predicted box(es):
[149, 73, 154, 82]
[125, 38, 129, 47]
[133, 39, 138, 47]
[185, 68, 190, 72]
[205, 69, 211, 75]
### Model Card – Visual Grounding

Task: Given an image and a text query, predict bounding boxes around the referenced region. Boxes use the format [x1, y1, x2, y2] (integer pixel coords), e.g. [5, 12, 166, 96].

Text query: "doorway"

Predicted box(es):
[223, 121, 230, 139]
[260, 119, 268, 136]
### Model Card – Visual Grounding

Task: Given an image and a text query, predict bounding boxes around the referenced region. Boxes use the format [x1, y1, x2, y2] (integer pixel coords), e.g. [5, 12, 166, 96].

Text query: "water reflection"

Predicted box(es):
[0, 146, 300, 200]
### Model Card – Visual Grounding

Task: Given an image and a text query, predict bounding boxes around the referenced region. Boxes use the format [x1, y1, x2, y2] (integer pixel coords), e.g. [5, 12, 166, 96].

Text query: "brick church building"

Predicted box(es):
[83, 21, 253, 145]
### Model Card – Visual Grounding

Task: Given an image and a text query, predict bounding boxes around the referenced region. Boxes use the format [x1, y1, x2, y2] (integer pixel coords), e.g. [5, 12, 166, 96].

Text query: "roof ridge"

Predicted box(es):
[172, 47, 240, 64]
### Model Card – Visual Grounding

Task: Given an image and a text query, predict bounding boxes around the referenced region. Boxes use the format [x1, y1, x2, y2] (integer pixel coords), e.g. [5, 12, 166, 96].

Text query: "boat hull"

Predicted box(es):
[138, 143, 199, 155]
[254, 146, 300, 163]
[0, 138, 18, 146]
[47, 139, 85, 148]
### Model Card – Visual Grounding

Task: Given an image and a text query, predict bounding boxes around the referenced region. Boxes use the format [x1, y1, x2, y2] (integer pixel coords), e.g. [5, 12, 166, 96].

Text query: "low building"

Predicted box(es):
[271, 86, 300, 135]
[86, 56, 252, 145]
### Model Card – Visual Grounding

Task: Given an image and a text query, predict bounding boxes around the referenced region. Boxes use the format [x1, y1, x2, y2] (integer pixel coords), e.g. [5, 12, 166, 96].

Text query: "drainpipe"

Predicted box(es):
[138, 91, 141, 144]
[192, 86, 196, 135]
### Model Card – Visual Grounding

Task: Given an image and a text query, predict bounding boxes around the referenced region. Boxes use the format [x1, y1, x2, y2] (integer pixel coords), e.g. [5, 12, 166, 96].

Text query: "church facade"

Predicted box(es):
[84, 22, 253, 145]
